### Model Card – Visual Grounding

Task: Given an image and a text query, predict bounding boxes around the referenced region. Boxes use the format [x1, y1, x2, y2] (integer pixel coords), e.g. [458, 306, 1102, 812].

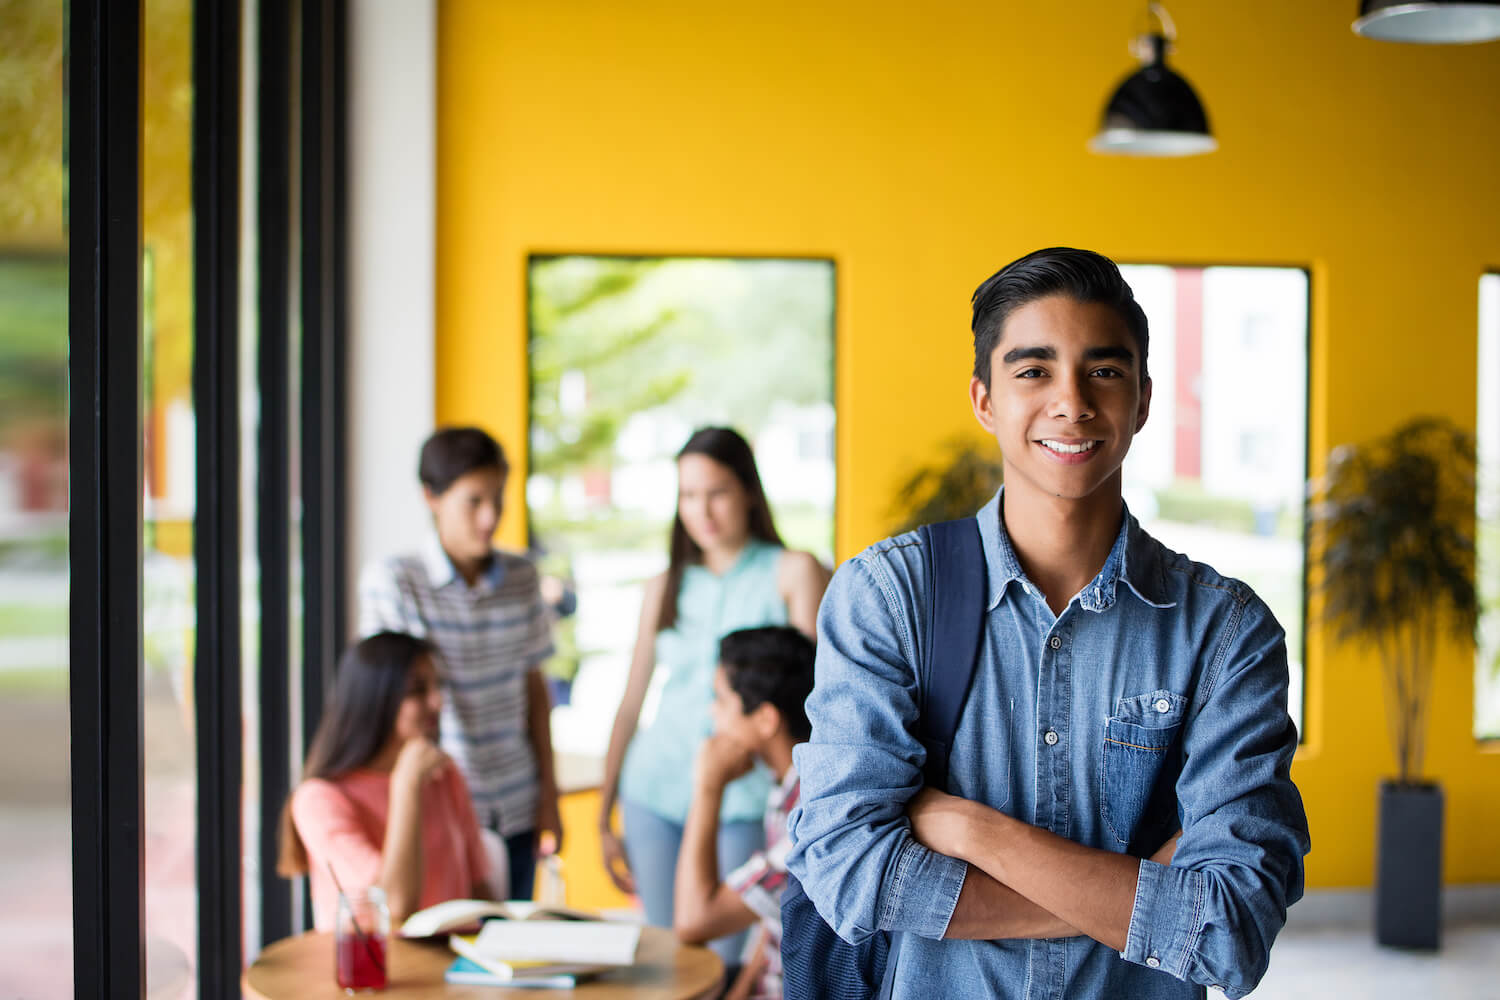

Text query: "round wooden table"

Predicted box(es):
[243, 926, 723, 1000]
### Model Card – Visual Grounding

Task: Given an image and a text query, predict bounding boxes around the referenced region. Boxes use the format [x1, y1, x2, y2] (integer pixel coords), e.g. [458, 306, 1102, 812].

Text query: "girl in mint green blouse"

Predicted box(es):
[598, 428, 828, 955]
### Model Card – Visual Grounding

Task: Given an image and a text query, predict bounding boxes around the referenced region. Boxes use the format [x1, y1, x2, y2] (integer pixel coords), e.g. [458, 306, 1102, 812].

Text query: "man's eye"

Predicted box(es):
[1016, 368, 1045, 379]
[1091, 367, 1124, 378]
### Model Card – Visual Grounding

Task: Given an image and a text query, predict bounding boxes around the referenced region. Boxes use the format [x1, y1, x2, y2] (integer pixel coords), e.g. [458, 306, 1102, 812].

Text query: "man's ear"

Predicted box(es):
[970, 376, 996, 434]
[751, 702, 782, 742]
[422, 486, 442, 516]
[1136, 376, 1153, 433]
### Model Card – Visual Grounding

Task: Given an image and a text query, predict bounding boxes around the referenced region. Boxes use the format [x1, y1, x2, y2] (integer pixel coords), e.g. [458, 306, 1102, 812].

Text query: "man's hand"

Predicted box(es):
[535, 780, 564, 856]
[693, 731, 756, 791]
[907, 786, 979, 859]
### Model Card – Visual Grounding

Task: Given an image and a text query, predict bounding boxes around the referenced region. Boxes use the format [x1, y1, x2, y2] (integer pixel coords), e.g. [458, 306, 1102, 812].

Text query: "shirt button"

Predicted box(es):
[1049, 635, 1062, 650]
[1145, 956, 1161, 968]
[1154, 698, 1171, 713]
[1043, 729, 1059, 746]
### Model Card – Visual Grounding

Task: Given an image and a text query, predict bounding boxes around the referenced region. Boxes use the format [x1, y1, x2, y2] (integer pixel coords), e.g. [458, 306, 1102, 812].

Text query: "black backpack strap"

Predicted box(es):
[916, 517, 987, 787]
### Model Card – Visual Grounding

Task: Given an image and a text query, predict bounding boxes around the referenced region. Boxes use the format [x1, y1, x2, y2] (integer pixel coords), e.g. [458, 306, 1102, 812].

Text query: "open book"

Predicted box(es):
[398, 898, 598, 938]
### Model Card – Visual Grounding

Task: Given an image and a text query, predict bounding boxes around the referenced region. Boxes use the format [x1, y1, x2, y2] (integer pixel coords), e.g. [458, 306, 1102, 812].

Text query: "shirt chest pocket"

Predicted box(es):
[1100, 690, 1185, 851]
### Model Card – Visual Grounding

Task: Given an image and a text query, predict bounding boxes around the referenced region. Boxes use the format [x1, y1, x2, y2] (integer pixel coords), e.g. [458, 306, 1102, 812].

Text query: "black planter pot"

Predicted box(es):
[1374, 781, 1444, 950]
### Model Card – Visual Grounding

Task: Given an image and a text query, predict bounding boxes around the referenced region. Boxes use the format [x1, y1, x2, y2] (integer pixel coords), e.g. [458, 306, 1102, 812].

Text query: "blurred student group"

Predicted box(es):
[7, 3, 1500, 997]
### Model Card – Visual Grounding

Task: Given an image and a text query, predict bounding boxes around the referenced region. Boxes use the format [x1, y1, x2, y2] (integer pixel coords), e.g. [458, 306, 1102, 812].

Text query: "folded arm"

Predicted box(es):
[786, 557, 969, 943]
[1121, 599, 1309, 997]
[920, 598, 1307, 995]
[924, 797, 1181, 941]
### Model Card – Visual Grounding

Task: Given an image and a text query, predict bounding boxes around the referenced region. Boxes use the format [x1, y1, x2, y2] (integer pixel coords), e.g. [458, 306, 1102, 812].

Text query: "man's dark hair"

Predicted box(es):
[970, 247, 1150, 388]
[418, 426, 509, 494]
[718, 626, 816, 742]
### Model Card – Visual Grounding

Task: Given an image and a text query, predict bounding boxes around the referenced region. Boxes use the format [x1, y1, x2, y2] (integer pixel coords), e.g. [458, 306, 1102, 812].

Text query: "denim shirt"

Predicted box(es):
[786, 490, 1309, 1000]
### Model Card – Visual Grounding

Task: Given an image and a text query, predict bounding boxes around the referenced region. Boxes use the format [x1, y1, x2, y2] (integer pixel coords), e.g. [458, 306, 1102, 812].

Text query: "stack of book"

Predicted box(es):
[399, 899, 643, 990]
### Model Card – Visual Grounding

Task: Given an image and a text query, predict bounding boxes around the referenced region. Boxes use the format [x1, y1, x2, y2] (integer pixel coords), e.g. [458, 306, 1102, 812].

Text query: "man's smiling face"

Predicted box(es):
[970, 294, 1152, 505]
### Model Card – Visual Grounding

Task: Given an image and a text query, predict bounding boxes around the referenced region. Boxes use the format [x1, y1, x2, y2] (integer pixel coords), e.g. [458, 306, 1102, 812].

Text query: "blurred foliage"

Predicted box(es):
[0, 255, 67, 429]
[528, 256, 835, 483]
[1152, 478, 1302, 540]
[530, 257, 691, 477]
[1308, 416, 1478, 782]
[140, 0, 195, 409]
[2, 0, 193, 520]
[0, 0, 66, 243]
[889, 435, 1004, 535]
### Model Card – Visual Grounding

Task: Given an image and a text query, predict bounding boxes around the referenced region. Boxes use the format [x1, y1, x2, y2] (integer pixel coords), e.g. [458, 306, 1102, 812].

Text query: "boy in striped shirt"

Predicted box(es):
[359, 426, 560, 900]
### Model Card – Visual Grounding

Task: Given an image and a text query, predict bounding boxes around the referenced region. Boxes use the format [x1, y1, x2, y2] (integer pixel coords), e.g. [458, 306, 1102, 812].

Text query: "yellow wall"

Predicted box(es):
[437, 0, 1500, 889]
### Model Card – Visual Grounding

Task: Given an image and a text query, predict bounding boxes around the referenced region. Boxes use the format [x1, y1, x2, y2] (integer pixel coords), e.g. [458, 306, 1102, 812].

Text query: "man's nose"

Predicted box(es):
[1049, 373, 1095, 422]
[477, 503, 500, 533]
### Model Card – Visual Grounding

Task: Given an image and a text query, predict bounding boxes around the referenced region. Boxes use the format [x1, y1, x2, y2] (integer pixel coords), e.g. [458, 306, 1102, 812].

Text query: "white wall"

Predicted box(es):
[347, 0, 436, 608]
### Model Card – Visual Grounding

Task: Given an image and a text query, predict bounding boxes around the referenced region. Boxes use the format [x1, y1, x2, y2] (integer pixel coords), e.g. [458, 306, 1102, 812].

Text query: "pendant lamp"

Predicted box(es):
[1353, 1, 1500, 43]
[1090, 3, 1216, 157]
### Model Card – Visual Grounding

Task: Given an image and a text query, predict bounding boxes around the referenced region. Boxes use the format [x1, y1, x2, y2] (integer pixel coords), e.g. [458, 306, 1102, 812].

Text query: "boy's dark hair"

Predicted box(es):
[970, 247, 1150, 388]
[418, 426, 509, 494]
[718, 626, 816, 742]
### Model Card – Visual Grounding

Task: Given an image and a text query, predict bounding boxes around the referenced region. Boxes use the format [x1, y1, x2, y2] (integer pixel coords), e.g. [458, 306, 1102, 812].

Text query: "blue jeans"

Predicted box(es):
[621, 798, 764, 967]
[499, 828, 537, 901]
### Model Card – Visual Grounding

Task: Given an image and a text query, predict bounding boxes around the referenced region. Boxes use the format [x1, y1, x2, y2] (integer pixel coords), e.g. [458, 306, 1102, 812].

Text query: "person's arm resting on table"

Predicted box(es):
[786, 557, 1066, 944]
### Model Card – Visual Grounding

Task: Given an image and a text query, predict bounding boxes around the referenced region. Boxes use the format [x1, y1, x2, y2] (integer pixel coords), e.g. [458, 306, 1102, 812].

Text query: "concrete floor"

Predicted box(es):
[1239, 922, 1500, 999]
[1214, 888, 1500, 999]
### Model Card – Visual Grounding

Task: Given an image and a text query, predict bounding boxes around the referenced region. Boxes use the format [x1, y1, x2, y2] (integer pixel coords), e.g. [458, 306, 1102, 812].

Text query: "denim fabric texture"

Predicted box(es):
[786, 489, 1310, 1000]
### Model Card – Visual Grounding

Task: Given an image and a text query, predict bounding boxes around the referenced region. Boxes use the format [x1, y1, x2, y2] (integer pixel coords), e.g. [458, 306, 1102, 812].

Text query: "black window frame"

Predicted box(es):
[68, 0, 351, 992]
[69, 0, 147, 994]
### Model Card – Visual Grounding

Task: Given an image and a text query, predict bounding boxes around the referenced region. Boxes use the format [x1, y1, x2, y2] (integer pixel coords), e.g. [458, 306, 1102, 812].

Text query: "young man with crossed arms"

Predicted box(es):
[787, 248, 1309, 999]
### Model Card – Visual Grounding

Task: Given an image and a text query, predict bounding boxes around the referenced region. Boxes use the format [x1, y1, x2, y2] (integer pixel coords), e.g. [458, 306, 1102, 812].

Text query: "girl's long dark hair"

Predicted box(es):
[658, 427, 783, 632]
[277, 632, 438, 876]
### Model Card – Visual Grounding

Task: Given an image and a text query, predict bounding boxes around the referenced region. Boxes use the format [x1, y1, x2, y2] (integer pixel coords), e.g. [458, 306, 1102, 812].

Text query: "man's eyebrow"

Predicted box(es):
[1084, 345, 1136, 365]
[1001, 346, 1056, 364]
[999, 345, 1136, 366]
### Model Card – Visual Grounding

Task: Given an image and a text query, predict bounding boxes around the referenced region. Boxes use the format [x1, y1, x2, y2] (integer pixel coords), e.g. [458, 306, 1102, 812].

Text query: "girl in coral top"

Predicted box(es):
[278, 632, 490, 929]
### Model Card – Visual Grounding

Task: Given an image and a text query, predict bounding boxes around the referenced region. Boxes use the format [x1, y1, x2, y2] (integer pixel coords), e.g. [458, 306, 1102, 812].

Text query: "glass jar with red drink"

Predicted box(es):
[334, 887, 389, 991]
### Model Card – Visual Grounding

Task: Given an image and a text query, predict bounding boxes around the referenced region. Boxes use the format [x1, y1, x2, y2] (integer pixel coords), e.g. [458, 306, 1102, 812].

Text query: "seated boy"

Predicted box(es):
[672, 626, 816, 1000]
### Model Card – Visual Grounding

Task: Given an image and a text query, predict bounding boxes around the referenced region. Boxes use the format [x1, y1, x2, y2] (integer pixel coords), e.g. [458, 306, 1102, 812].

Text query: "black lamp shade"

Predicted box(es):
[1090, 35, 1216, 156]
[1354, 1, 1500, 43]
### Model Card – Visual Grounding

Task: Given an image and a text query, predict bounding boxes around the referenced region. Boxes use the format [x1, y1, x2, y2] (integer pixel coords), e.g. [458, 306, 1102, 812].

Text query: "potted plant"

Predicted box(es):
[889, 434, 1005, 534]
[1308, 416, 1478, 950]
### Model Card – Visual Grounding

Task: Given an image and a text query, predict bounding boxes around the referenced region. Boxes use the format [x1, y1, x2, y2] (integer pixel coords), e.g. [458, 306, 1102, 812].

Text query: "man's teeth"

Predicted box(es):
[1041, 439, 1097, 454]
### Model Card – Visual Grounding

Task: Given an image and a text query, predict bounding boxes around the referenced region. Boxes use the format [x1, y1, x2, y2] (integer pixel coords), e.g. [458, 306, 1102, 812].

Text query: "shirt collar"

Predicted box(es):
[422, 534, 505, 592]
[976, 487, 1175, 613]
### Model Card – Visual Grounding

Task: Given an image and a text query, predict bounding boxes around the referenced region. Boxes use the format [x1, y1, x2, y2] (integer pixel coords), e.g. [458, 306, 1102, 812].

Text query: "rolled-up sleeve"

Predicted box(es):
[1122, 595, 1310, 998]
[786, 553, 969, 944]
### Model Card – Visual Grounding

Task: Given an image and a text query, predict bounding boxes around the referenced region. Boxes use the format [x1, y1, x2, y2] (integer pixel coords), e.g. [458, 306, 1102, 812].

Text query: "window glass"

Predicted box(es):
[142, 0, 199, 991]
[526, 256, 836, 762]
[1120, 266, 1309, 733]
[0, 2, 72, 994]
[240, 0, 264, 960]
[1476, 274, 1500, 739]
